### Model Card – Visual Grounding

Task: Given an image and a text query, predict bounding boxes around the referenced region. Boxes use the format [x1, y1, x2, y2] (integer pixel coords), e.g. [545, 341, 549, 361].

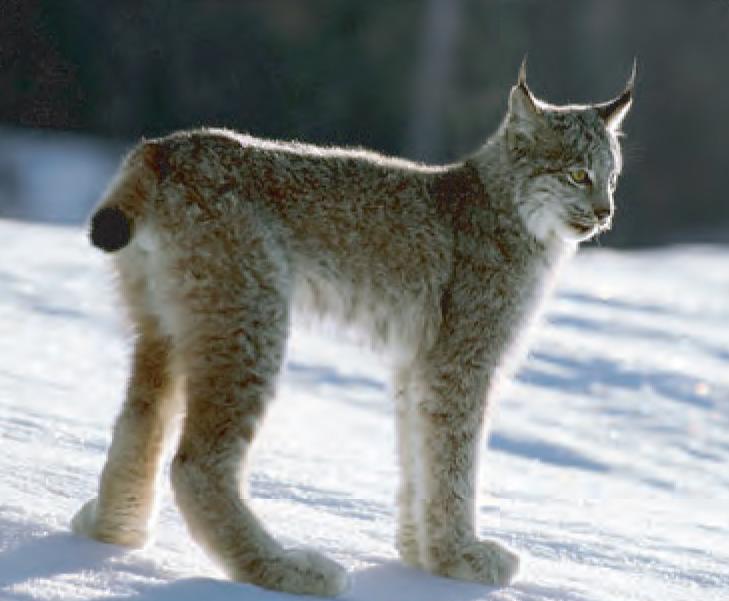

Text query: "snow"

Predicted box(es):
[1, 131, 728, 601]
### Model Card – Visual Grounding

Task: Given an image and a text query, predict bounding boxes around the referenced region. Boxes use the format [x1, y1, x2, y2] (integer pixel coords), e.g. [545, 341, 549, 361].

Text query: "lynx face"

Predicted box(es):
[506, 64, 633, 243]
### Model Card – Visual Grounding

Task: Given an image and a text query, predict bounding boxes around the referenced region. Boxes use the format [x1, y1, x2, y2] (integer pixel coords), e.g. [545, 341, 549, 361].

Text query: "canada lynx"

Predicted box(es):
[72, 62, 633, 595]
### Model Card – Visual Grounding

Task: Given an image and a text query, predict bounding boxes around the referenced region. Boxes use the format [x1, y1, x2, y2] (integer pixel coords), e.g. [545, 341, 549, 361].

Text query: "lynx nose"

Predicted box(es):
[594, 206, 612, 225]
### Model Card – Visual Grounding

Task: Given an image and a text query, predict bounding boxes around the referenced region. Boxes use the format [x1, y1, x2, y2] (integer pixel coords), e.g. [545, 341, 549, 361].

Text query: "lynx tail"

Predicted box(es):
[90, 207, 132, 252]
[89, 142, 163, 252]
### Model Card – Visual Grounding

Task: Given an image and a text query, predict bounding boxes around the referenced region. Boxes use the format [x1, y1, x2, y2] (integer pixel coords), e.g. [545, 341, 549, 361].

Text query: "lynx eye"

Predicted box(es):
[568, 168, 590, 185]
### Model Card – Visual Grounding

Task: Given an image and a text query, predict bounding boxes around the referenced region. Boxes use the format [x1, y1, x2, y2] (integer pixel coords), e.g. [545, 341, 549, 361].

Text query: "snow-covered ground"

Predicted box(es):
[1, 131, 728, 601]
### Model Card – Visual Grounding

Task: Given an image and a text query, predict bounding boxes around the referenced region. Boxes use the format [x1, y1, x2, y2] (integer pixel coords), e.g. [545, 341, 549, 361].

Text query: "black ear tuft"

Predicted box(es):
[90, 206, 132, 252]
[595, 60, 636, 130]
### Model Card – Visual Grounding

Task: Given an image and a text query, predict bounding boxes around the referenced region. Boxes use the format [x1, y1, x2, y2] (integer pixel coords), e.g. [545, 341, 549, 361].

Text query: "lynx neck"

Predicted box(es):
[469, 134, 576, 264]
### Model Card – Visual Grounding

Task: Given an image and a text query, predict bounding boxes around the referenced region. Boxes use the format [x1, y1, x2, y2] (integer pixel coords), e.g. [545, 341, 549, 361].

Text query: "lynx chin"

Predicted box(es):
[72, 61, 634, 596]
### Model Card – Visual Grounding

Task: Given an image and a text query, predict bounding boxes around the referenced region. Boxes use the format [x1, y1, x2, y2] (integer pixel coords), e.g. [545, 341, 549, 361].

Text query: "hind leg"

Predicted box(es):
[168, 229, 347, 596]
[72, 313, 178, 547]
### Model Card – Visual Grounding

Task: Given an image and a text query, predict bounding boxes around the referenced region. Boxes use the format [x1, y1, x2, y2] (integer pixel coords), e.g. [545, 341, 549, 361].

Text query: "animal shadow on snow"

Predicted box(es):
[65, 560, 583, 601]
[0, 518, 581, 601]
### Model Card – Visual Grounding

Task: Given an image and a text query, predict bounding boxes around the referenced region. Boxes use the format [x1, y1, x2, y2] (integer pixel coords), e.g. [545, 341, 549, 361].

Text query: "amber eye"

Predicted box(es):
[569, 168, 591, 185]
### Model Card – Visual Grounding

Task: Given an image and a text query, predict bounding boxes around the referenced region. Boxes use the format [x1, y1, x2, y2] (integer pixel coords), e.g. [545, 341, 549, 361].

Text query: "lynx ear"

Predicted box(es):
[508, 57, 543, 140]
[509, 58, 541, 119]
[596, 60, 636, 131]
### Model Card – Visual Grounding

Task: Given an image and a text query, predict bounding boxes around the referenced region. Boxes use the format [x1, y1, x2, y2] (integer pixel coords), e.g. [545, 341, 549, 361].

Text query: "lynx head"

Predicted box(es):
[505, 59, 634, 243]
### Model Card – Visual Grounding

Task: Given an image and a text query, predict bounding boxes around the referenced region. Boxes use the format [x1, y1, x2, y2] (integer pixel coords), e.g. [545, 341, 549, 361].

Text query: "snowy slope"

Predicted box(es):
[1, 218, 728, 601]
[0, 127, 121, 225]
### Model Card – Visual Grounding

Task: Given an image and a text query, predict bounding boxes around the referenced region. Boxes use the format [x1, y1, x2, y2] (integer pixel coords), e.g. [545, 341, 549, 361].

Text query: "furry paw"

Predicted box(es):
[425, 539, 519, 587]
[71, 498, 149, 548]
[231, 548, 349, 597]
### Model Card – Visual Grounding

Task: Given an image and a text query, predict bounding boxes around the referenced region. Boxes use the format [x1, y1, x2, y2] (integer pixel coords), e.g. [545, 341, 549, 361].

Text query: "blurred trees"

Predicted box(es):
[2, 0, 728, 246]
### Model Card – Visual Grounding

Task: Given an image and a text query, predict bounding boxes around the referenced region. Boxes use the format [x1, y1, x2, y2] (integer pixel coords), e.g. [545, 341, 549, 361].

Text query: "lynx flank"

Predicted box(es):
[72, 62, 634, 595]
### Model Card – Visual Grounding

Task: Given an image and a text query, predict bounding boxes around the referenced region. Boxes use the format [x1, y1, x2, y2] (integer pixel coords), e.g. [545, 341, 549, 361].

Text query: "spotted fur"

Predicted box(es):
[73, 65, 633, 595]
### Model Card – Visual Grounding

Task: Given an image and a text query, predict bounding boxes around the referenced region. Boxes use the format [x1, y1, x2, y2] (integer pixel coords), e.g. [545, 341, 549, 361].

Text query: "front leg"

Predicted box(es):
[412, 359, 520, 586]
[392, 364, 420, 567]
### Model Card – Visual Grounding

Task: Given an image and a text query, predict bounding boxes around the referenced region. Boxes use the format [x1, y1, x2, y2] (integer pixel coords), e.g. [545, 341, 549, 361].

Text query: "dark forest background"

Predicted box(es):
[1, 0, 729, 246]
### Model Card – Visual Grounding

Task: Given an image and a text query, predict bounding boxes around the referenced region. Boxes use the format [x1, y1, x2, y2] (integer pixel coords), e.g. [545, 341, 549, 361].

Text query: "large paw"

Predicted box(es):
[425, 539, 519, 587]
[71, 498, 149, 548]
[231, 548, 349, 597]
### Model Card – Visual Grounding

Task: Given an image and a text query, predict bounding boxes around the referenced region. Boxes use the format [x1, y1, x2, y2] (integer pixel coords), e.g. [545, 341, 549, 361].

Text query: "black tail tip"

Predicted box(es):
[90, 207, 132, 252]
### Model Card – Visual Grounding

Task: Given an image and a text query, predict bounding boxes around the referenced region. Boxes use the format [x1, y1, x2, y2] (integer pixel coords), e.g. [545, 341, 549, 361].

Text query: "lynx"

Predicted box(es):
[72, 62, 634, 595]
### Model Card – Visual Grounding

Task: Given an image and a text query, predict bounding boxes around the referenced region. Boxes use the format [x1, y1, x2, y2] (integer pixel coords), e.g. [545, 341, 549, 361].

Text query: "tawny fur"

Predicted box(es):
[72, 65, 633, 596]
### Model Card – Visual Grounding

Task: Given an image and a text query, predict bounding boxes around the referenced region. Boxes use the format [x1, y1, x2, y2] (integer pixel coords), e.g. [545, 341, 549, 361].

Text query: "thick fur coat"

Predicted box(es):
[72, 64, 633, 595]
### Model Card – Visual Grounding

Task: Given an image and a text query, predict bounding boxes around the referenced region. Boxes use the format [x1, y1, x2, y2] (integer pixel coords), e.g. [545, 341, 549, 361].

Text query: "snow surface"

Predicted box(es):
[1, 132, 728, 601]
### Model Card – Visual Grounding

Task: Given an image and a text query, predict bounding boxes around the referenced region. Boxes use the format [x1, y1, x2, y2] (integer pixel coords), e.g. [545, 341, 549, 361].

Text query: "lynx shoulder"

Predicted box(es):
[73, 61, 634, 596]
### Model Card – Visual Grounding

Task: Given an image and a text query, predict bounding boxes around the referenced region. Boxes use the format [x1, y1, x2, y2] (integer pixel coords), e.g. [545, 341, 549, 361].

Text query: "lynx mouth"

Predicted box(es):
[568, 220, 598, 237]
